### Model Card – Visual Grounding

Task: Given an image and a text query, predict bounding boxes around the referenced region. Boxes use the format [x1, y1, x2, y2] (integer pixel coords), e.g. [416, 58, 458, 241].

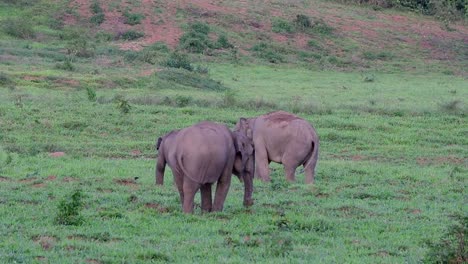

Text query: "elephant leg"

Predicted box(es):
[200, 183, 213, 213]
[213, 167, 233, 212]
[304, 158, 317, 184]
[282, 155, 302, 182]
[173, 170, 184, 206]
[182, 177, 200, 214]
[255, 146, 270, 182]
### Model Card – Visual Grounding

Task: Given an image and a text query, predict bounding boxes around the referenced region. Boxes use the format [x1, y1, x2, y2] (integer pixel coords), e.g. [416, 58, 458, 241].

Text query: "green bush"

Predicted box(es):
[2, 18, 35, 39]
[123, 11, 145, 25]
[294, 14, 312, 30]
[66, 37, 95, 58]
[163, 52, 193, 71]
[0, 72, 14, 87]
[121, 30, 144, 40]
[216, 34, 234, 49]
[86, 87, 97, 102]
[189, 22, 210, 35]
[55, 190, 85, 226]
[90, 0, 103, 14]
[125, 42, 170, 64]
[90, 13, 105, 25]
[272, 17, 295, 34]
[55, 58, 75, 71]
[311, 19, 334, 35]
[179, 22, 213, 53]
[251, 42, 285, 63]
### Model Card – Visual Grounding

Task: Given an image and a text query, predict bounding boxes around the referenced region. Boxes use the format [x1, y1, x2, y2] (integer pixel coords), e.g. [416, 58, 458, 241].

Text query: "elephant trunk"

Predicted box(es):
[155, 153, 166, 185]
[243, 170, 253, 207]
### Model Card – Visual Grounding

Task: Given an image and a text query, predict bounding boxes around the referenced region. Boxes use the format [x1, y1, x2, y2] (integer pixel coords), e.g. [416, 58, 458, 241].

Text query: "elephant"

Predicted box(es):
[235, 111, 319, 184]
[155, 121, 255, 213]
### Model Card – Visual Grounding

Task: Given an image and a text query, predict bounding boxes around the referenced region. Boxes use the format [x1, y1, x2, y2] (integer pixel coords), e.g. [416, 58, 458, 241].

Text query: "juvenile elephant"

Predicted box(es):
[235, 111, 319, 184]
[155, 121, 255, 213]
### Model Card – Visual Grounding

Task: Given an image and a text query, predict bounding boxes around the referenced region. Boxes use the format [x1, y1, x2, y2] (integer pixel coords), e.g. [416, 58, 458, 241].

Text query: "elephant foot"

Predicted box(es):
[243, 199, 254, 207]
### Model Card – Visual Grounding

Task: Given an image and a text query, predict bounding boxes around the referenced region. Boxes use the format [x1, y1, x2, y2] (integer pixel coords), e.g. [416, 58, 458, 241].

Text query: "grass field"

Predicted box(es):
[1, 0, 467, 263]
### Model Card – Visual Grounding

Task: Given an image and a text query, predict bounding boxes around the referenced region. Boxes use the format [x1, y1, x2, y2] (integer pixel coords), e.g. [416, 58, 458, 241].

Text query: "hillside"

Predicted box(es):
[1, 0, 467, 75]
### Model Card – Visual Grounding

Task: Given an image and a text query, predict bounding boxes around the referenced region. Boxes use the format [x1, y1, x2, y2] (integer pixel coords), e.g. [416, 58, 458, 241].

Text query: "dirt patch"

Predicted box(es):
[115, 178, 139, 190]
[32, 183, 46, 188]
[49, 152, 66, 158]
[86, 259, 102, 264]
[33, 236, 57, 251]
[20, 177, 37, 183]
[417, 156, 466, 166]
[35, 256, 47, 262]
[145, 203, 169, 213]
[54, 78, 80, 88]
[23, 75, 46, 82]
[46, 175, 57, 181]
[130, 149, 142, 156]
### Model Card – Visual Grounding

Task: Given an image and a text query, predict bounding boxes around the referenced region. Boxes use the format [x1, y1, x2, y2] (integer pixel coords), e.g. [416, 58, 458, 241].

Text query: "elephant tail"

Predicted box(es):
[303, 137, 319, 183]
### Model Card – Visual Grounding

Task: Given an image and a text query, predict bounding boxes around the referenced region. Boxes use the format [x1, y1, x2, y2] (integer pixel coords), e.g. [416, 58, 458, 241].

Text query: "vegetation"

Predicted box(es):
[0, 0, 466, 263]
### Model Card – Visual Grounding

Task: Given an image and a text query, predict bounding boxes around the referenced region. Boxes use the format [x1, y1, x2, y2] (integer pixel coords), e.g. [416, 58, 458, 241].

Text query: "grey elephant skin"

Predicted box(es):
[235, 111, 319, 184]
[155, 121, 255, 213]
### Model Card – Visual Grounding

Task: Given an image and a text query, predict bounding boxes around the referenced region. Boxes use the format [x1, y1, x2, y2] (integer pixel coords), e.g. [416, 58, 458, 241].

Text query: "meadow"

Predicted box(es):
[1, 0, 467, 263]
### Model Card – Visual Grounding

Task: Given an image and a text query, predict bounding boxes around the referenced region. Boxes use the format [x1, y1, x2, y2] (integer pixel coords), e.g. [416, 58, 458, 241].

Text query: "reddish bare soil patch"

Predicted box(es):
[35, 256, 47, 262]
[54, 78, 80, 87]
[62, 177, 79, 182]
[19, 177, 37, 183]
[49, 152, 66, 158]
[32, 183, 46, 188]
[130, 149, 142, 156]
[23, 75, 46, 82]
[33, 236, 57, 251]
[417, 156, 466, 166]
[145, 202, 169, 213]
[46, 175, 57, 181]
[115, 178, 139, 189]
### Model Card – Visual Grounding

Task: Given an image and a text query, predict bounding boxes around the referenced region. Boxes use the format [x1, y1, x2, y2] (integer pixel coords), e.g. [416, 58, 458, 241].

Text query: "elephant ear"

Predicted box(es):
[156, 137, 163, 150]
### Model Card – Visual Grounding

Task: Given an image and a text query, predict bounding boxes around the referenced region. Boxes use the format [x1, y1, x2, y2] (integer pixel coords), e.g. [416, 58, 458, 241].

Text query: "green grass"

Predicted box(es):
[0, 0, 467, 263]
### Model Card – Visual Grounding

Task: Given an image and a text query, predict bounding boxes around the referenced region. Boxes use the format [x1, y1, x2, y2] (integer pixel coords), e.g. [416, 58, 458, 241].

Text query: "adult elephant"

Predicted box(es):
[235, 111, 319, 184]
[155, 121, 255, 213]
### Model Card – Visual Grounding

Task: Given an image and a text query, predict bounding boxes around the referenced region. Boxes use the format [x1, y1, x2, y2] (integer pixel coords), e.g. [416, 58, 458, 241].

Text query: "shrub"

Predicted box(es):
[0, 72, 14, 87]
[120, 30, 144, 40]
[2, 18, 35, 39]
[424, 214, 467, 263]
[123, 11, 145, 25]
[163, 52, 193, 71]
[55, 58, 75, 71]
[311, 19, 334, 35]
[272, 17, 295, 34]
[294, 14, 312, 30]
[115, 97, 131, 114]
[216, 34, 234, 49]
[90, 0, 103, 14]
[251, 42, 285, 63]
[126, 42, 170, 64]
[179, 22, 212, 53]
[66, 36, 95, 58]
[90, 13, 105, 25]
[86, 87, 97, 101]
[55, 189, 85, 226]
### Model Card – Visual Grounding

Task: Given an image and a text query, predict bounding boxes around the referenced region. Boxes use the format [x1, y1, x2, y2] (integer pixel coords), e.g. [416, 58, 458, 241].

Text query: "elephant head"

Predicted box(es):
[234, 117, 254, 140]
[232, 132, 255, 207]
[155, 130, 179, 185]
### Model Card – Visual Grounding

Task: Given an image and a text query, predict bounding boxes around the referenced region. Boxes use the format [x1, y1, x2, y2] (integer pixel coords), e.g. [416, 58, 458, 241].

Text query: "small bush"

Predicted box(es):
[120, 30, 144, 40]
[90, 1, 103, 14]
[163, 52, 193, 71]
[424, 214, 467, 263]
[0, 72, 15, 87]
[174, 95, 191, 107]
[86, 87, 97, 101]
[123, 11, 145, 25]
[251, 42, 285, 63]
[115, 97, 131, 114]
[216, 34, 234, 49]
[55, 189, 85, 226]
[179, 22, 212, 53]
[2, 18, 35, 39]
[272, 17, 295, 34]
[90, 13, 105, 25]
[55, 58, 75, 71]
[311, 19, 334, 35]
[66, 37, 95, 58]
[294, 14, 312, 30]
